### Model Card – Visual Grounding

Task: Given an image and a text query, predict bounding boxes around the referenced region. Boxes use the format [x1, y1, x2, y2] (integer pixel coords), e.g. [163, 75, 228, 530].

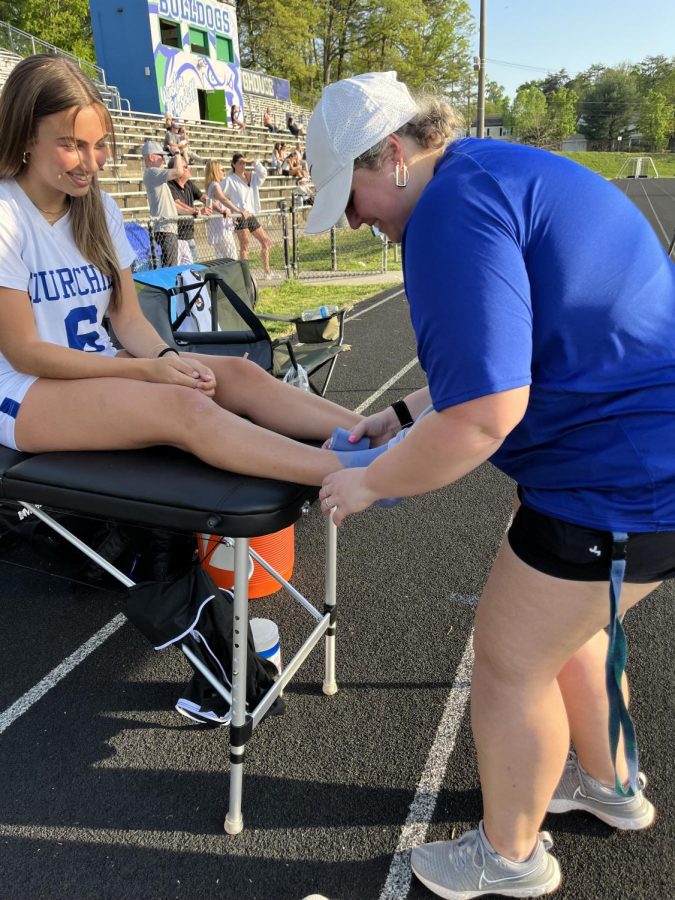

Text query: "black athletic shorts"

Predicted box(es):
[508, 501, 675, 583]
[235, 215, 261, 232]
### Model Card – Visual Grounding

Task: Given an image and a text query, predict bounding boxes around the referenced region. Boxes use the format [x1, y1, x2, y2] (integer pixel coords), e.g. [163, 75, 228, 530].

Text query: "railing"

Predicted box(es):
[124, 203, 401, 282]
[100, 84, 131, 114]
[0, 19, 106, 84]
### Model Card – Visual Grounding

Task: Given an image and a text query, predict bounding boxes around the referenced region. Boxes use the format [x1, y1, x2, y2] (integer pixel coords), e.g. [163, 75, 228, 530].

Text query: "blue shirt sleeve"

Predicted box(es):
[403, 154, 533, 411]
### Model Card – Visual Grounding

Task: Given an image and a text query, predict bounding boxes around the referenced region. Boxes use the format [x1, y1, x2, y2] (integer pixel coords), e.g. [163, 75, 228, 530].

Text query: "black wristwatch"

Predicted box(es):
[391, 399, 414, 428]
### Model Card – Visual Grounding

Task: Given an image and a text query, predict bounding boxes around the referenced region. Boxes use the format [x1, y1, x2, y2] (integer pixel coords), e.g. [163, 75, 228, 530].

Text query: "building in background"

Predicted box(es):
[90, 0, 287, 124]
[468, 116, 512, 140]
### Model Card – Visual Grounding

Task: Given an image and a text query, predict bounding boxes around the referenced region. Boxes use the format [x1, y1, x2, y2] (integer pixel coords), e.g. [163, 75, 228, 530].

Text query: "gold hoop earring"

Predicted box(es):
[22, 151, 30, 165]
[395, 161, 409, 188]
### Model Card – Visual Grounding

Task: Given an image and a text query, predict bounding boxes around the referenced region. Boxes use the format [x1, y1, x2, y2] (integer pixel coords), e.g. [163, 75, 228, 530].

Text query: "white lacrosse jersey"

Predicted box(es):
[0, 180, 135, 380]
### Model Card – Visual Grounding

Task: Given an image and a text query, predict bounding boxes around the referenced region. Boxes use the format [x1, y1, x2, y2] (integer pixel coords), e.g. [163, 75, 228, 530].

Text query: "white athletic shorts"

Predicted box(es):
[0, 370, 38, 450]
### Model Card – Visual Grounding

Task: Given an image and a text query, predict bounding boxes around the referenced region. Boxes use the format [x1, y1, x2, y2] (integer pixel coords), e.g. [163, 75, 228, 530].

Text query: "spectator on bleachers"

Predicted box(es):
[263, 107, 279, 132]
[230, 103, 245, 131]
[287, 115, 305, 138]
[177, 125, 196, 162]
[203, 160, 240, 260]
[164, 121, 190, 164]
[272, 142, 286, 173]
[163, 121, 180, 157]
[141, 140, 183, 267]
[167, 159, 209, 265]
[282, 148, 309, 181]
[222, 153, 272, 277]
[282, 149, 314, 205]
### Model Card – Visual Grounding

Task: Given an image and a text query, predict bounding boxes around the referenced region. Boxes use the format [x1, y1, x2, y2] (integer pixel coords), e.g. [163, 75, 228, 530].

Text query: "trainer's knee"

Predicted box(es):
[472, 619, 540, 686]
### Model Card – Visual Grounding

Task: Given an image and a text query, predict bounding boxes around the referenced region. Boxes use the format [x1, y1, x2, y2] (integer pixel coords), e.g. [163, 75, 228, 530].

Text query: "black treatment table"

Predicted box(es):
[0, 445, 338, 835]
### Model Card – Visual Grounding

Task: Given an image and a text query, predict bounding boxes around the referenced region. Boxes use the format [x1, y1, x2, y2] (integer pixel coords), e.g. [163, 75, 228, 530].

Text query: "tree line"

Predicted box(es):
[1, 2, 673, 150]
[501, 57, 675, 151]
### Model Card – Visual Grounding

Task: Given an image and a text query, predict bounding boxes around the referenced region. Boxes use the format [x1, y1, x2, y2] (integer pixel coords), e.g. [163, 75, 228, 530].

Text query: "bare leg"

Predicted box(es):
[472, 538, 658, 860]
[251, 226, 272, 274]
[182, 353, 359, 439]
[557, 628, 633, 784]
[237, 228, 250, 260]
[15, 378, 348, 485]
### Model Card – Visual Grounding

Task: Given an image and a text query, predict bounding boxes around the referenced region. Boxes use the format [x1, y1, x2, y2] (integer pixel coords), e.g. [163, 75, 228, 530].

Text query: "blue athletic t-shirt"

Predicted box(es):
[402, 138, 675, 531]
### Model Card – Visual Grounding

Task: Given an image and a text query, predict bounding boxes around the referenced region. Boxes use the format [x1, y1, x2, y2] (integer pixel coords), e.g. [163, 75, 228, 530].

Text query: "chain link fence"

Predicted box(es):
[124, 200, 401, 281]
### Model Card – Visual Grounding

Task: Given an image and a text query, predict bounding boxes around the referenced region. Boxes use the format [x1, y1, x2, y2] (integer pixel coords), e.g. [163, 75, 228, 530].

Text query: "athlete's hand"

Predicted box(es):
[147, 355, 216, 397]
[188, 358, 216, 396]
[318, 468, 378, 526]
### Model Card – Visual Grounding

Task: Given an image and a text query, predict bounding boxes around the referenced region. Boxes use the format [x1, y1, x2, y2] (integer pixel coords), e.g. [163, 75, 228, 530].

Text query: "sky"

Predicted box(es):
[466, 0, 675, 98]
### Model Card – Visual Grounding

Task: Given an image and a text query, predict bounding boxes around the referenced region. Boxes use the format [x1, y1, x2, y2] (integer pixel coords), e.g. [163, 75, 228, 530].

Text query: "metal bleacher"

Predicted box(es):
[105, 110, 305, 219]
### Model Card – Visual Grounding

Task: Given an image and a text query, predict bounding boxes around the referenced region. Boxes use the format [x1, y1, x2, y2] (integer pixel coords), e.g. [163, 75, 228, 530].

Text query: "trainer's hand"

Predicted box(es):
[319, 468, 378, 526]
[348, 407, 400, 446]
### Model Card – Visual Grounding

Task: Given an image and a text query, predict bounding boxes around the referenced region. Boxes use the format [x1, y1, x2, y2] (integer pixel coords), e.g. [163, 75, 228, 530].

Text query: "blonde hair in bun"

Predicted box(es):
[354, 92, 462, 171]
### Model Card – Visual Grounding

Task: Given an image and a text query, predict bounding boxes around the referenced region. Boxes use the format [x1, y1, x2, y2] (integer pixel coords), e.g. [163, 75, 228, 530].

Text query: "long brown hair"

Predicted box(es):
[0, 55, 122, 307]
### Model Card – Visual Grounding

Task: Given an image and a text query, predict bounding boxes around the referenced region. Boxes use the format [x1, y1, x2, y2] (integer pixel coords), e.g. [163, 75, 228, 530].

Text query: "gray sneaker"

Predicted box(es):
[547, 751, 655, 830]
[410, 820, 561, 899]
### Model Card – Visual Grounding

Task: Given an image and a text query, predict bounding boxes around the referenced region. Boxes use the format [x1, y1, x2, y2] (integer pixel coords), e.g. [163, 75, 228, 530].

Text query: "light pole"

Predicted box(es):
[476, 0, 487, 138]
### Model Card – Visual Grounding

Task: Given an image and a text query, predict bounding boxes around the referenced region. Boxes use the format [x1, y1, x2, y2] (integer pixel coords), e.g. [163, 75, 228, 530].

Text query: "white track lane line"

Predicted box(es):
[0, 293, 417, 735]
[0, 613, 127, 735]
[354, 357, 420, 415]
[639, 180, 670, 243]
[378, 629, 476, 900]
[346, 287, 405, 322]
[379, 512, 514, 899]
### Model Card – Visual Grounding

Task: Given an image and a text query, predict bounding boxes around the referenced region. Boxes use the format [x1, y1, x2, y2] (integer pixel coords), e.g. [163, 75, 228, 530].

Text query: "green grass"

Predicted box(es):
[263, 225, 402, 274]
[297, 229, 402, 273]
[256, 279, 391, 338]
[555, 151, 675, 179]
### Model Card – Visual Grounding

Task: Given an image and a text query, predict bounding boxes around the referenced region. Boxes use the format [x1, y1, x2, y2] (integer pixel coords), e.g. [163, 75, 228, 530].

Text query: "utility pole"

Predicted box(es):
[476, 0, 487, 138]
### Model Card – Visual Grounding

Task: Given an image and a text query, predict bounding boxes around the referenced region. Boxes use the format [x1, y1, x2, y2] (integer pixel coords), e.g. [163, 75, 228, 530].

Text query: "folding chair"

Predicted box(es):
[132, 263, 274, 371]
[262, 305, 351, 396]
[133, 261, 351, 396]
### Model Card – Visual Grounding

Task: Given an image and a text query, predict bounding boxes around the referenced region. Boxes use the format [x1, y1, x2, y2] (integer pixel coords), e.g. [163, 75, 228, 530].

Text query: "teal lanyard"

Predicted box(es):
[606, 532, 640, 796]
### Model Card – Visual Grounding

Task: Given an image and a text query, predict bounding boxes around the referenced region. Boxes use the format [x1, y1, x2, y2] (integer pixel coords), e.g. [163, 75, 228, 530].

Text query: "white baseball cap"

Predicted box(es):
[304, 72, 417, 234]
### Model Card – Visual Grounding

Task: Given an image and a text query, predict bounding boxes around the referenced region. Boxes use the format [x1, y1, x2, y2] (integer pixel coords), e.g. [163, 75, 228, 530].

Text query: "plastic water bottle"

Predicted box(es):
[300, 304, 337, 320]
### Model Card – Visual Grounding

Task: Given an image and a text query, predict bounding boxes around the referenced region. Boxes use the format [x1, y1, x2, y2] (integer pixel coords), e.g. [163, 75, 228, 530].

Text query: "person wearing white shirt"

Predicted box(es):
[222, 153, 273, 277]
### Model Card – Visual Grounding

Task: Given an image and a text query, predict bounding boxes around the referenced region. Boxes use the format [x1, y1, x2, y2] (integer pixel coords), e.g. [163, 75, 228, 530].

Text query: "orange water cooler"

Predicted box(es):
[198, 525, 295, 599]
